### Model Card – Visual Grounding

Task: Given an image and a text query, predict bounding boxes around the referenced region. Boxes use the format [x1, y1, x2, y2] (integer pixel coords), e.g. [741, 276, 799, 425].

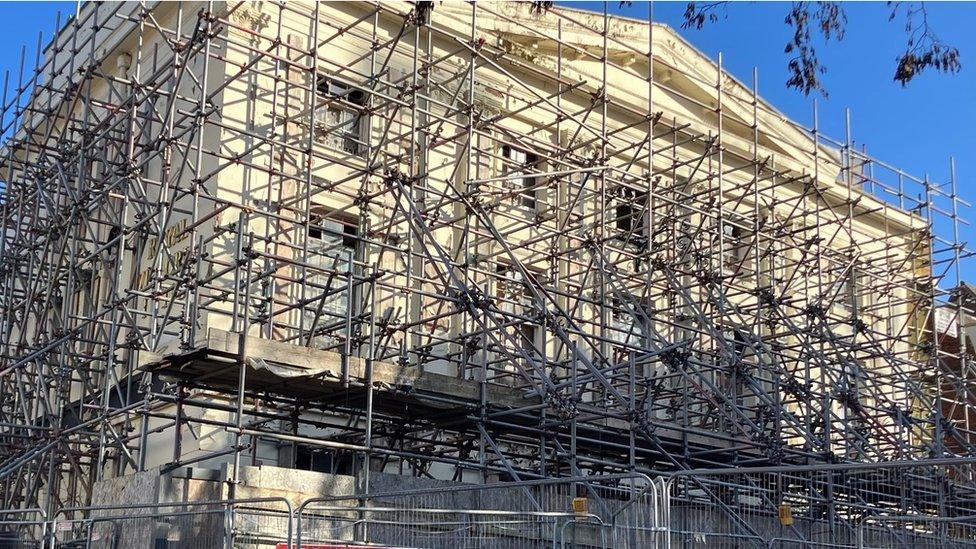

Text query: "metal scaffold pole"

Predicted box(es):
[0, 1, 972, 547]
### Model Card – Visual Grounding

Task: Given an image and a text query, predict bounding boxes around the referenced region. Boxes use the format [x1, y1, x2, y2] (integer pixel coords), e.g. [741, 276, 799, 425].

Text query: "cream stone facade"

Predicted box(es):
[0, 2, 969, 545]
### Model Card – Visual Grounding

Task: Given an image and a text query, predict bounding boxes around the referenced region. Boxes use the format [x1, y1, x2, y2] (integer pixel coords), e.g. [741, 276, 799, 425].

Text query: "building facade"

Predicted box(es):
[0, 1, 972, 545]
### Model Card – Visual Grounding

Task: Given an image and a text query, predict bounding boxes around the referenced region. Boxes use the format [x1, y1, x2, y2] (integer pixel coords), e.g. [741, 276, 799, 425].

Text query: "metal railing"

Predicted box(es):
[296, 473, 657, 548]
[50, 497, 293, 549]
[856, 515, 976, 549]
[661, 457, 976, 549]
[0, 508, 47, 548]
[1, 475, 656, 548]
[8, 459, 976, 548]
[297, 504, 607, 548]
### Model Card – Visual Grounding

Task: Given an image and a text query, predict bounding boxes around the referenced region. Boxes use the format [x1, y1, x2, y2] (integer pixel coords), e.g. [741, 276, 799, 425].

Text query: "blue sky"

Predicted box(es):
[0, 1, 973, 282]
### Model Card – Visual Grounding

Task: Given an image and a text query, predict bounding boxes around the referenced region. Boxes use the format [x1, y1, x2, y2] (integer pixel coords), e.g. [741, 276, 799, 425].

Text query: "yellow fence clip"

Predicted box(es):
[572, 497, 588, 516]
[779, 504, 794, 526]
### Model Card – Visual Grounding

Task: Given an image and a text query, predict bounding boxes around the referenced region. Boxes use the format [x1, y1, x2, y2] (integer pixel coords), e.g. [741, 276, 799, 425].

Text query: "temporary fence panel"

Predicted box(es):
[855, 516, 976, 549]
[297, 505, 604, 548]
[664, 462, 976, 549]
[297, 474, 656, 548]
[233, 505, 295, 548]
[50, 498, 293, 549]
[0, 509, 47, 549]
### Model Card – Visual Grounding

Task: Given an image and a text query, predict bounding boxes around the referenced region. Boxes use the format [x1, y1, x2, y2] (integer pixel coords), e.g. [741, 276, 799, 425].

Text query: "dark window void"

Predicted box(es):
[615, 187, 648, 233]
[502, 145, 541, 210]
[295, 445, 354, 475]
[315, 75, 367, 155]
[305, 213, 359, 349]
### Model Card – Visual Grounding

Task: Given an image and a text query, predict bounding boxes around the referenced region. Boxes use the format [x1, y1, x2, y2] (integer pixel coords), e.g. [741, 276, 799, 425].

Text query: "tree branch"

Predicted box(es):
[889, 2, 961, 85]
[682, 2, 730, 30]
[783, 2, 847, 97]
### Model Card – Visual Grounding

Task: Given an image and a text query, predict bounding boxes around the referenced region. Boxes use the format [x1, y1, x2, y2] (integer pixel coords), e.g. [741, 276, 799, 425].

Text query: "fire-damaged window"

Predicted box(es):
[614, 188, 645, 232]
[294, 445, 354, 475]
[304, 211, 359, 349]
[496, 265, 538, 351]
[608, 293, 652, 380]
[836, 265, 864, 314]
[614, 186, 649, 248]
[496, 264, 541, 368]
[609, 294, 650, 344]
[721, 214, 750, 275]
[502, 145, 541, 210]
[315, 75, 367, 155]
[722, 325, 748, 362]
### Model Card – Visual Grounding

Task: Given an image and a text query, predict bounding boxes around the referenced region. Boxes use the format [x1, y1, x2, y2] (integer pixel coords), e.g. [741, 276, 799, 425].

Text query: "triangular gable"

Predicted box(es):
[431, 2, 842, 180]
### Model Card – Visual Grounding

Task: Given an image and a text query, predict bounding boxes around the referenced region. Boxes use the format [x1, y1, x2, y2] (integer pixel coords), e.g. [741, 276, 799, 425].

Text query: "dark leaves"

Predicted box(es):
[682, 2, 729, 30]
[412, 0, 435, 26]
[814, 2, 846, 41]
[889, 2, 962, 86]
[682, 1, 959, 94]
[529, 1, 554, 15]
[894, 47, 961, 86]
[783, 2, 846, 96]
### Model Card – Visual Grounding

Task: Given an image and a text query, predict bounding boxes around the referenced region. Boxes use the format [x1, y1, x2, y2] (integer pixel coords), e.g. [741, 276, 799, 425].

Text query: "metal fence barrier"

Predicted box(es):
[0, 508, 47, 548]
[296, 505, 607, 548]
[50, 497, 293, 549]
[296, 473, 658, 548]
[662, 458, 976, 549]
[9, 459, 976, 548]
[856, 515, 976, 549]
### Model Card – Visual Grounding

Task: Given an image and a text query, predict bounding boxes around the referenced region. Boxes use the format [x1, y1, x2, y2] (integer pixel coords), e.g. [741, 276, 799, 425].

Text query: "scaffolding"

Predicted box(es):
[0, 0, 973, 545]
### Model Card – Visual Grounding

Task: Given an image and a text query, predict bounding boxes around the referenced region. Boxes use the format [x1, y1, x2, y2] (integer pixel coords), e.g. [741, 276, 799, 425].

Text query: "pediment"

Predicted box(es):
[432, 2, 841, 176]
